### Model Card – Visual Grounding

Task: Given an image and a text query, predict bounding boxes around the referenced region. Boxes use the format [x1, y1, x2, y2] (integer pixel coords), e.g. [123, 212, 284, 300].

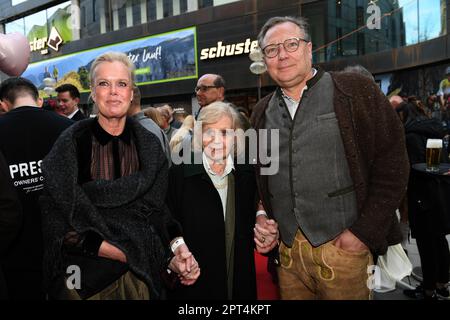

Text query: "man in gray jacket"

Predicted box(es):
[250, 16, 409, 300]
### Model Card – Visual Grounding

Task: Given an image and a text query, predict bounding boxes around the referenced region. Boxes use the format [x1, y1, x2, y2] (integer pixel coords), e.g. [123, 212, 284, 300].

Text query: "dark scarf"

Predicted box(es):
[40, 118, 175, 299]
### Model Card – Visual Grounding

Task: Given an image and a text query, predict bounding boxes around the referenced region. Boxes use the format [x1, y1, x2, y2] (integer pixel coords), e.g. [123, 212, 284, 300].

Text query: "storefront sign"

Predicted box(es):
[22, 27, 197, 96]
[200, 38, 258, 60]
[30, 27, 63, 54]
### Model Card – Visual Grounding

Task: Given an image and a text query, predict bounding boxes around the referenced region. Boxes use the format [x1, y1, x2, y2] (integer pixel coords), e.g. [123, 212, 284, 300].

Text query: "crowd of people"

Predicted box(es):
[0, 15, 449, 301]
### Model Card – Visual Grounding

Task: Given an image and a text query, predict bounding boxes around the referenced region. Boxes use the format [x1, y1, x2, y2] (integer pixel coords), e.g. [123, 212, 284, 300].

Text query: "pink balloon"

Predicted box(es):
[0, 32, 30, 76]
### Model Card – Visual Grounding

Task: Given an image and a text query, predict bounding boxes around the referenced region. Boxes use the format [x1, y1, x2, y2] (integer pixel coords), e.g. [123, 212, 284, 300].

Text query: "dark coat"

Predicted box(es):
[0, 106, 72, 299]
[167, 158, 257, 300]
[0, 151, 22, 256]
[404, 118, 446, 165]
[250, 71, 410, 255]
[71, 109, 86, 121]
[0, 151, 22, 299]
[40, 118, 180, 299]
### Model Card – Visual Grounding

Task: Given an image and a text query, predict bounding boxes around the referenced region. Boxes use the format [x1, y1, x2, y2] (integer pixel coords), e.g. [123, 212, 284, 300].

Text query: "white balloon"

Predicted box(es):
[249, 48, 264, 62]
[0, 32, 30, 76]
[249, 61, 267, 75]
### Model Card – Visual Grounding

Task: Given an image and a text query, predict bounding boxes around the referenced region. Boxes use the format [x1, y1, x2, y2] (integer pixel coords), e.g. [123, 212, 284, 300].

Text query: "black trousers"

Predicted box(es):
[415, 233, 450, 290]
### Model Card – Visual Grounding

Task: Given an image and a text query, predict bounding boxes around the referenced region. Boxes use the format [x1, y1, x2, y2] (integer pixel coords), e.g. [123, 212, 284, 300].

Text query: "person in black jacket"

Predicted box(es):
[0, 150, 22, 299]
[167, 102, 278, 300]
[398, 101, 448, 165]
[398, 102, 450, 300]
[40, 52, 198, 300]
[0, 77, 73, 299]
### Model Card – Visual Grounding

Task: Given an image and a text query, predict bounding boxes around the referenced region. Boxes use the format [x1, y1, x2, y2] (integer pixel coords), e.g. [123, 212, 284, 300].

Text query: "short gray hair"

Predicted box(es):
[193, 101, 243, 153]
[258, 16, 310, 49]
[197, 101, 241, 130]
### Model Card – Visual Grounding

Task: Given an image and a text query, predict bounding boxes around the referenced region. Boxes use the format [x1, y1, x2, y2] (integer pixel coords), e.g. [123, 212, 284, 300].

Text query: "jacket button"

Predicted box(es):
[282, 114, 288, 118]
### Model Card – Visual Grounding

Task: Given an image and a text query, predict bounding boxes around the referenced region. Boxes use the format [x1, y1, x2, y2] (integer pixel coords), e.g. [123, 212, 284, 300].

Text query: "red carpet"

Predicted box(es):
[254, 251, 279, 300]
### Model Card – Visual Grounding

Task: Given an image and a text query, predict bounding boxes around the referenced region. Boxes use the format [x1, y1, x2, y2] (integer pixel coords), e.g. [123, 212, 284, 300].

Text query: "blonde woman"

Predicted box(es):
[142, 106, 165, 128]
[40, 52, 198, 300]
[169, 115, 194, 152]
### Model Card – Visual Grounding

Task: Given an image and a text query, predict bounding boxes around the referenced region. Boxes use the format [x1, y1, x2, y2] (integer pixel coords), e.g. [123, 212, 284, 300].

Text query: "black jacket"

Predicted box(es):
[70, 109, 86, 122]
[0, 151, 22, 299]
[404, 118, 447, 165]
[40, 118, 180, 299]
[0, 151, 22, 255]
[0, 106, 72, 299]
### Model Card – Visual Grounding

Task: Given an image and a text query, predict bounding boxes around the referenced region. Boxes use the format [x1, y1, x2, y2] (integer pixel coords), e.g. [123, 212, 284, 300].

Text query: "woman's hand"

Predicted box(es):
[254, 215, 279, 254]
[168, 242, 200, 286]
[98, 241, 127, 263]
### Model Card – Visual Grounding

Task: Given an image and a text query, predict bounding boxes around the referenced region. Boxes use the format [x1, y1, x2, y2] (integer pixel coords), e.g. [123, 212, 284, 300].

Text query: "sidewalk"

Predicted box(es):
[374, 235, 450, 300]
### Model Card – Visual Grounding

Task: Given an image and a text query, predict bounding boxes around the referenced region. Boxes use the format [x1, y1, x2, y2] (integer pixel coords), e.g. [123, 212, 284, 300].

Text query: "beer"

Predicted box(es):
[426, 139, 442, 172]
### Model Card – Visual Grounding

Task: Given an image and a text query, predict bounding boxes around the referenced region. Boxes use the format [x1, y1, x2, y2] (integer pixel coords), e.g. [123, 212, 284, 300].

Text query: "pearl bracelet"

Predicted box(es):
[256, 210, 268, 217]
[171, 237, 185, 253]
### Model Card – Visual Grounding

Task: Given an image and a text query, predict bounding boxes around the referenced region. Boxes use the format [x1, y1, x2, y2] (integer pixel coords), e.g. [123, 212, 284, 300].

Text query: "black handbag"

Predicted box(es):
[65, 253, 128, 299]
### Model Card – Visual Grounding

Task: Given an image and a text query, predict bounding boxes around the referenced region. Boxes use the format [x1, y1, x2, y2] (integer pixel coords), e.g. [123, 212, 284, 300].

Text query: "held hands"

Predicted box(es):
[333, 229, 369, 253]
[254, 215, 279, 254]
[168, 241, 200, 286]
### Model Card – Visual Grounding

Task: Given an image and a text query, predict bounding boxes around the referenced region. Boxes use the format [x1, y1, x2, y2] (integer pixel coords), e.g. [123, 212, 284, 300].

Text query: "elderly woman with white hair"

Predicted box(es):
[40, 52, 198, 300]
[167, 101, 278, 300]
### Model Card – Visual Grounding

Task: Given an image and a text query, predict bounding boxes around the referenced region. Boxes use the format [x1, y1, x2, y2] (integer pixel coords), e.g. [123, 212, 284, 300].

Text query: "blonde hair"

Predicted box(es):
[142, 107, 164, 128]
[169, 115, 194, 152]
[89, 51, 135, 87]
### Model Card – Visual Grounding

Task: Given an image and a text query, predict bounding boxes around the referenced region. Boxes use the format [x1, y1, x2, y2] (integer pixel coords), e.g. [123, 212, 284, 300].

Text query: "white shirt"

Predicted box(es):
[203, 152, 234, 220]
[67, 108, 80, 119]
[281, 68, 318, 119]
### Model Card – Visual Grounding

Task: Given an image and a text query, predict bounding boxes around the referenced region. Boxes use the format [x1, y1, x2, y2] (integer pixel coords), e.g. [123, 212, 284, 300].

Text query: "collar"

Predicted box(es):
[91, 117, 132, 146]
[67, 108, 80, 119]
[280, 68, 318, 103]
[202, 152, 234, 178]
[132, 111, 146, 121]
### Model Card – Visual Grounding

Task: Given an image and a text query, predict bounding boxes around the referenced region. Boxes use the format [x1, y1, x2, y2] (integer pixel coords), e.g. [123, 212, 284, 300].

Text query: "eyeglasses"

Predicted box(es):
[195, 85, 219, 93]
[262, 37, 309, 58]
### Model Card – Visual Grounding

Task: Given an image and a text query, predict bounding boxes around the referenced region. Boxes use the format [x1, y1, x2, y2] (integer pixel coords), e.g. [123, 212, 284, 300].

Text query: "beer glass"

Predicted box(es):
[426, 139, 442, 172]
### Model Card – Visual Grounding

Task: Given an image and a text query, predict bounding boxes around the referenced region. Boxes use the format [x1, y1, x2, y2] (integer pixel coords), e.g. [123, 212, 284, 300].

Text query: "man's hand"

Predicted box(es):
[98, 241, 127, 263]
[333, 229, 369, 253]
[389, 95, 404, 110]
[254, 215, 279, 254]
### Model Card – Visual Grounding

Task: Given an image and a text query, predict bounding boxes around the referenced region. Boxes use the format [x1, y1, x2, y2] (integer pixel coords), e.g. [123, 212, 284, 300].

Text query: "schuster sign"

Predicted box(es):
[200, 38, 258, 60]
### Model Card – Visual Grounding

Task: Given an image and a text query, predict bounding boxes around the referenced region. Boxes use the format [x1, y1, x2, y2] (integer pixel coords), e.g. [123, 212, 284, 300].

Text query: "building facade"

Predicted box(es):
[1, 0, 449, 114]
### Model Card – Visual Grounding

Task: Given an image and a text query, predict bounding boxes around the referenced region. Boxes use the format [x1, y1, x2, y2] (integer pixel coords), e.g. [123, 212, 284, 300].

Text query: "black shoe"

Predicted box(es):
[436, 287, 450, 300]
[403, 286, 437, 300]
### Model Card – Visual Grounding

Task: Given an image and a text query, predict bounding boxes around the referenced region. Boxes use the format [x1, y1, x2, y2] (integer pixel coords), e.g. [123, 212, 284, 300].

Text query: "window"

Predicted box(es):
[199, 0, 213, 9]
[12, 0, 27, 5]
[6, 1, 73, 45]
[163, 0, 173, 18]
[5, 19, 25, 34]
